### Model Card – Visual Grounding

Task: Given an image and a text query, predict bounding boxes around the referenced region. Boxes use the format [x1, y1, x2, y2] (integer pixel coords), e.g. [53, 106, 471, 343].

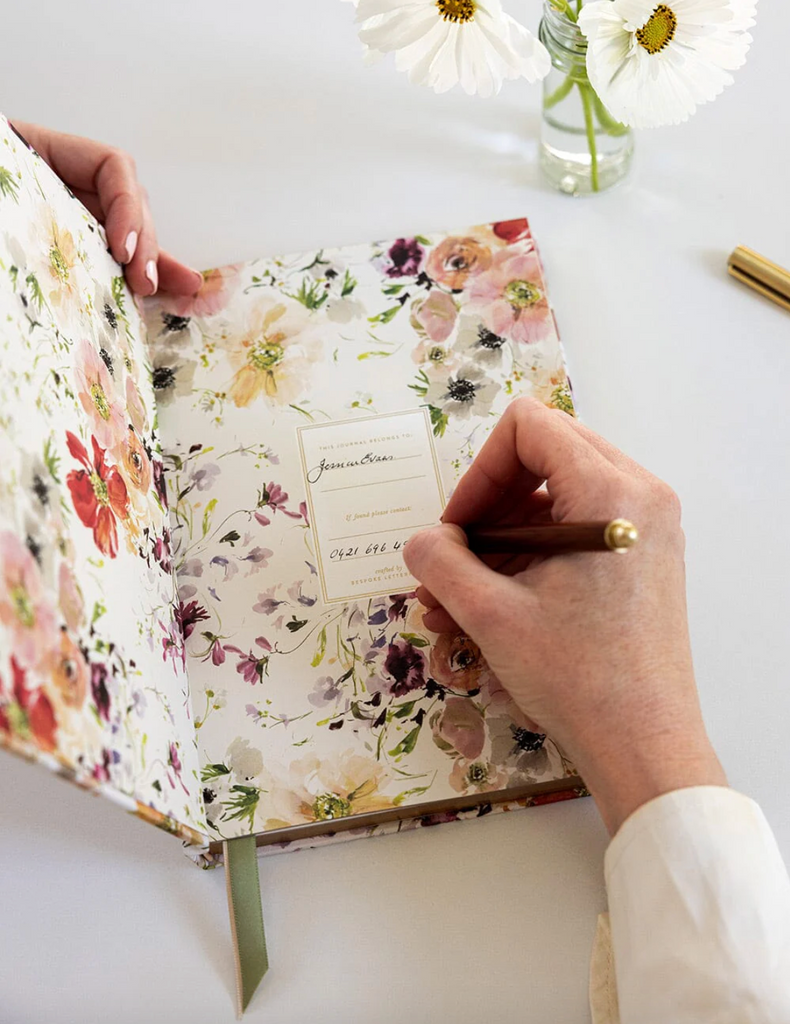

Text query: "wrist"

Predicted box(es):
[572, 724, 727, 836]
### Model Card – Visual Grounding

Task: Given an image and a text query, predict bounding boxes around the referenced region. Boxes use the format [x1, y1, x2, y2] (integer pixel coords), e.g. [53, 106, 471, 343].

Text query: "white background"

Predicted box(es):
[1, 2, 788, 1022]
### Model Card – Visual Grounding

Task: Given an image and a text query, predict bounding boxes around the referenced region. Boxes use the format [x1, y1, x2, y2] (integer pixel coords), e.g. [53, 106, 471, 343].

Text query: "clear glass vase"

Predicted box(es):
[539, 1, 634, 196]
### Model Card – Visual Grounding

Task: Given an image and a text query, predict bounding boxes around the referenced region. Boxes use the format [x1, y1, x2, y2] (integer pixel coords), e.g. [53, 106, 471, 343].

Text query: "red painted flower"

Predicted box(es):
[66, 432, 129, 557]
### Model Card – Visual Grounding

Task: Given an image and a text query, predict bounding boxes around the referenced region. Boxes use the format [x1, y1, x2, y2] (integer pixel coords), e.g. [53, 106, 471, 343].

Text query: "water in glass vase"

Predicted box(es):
[539, 1, 633, 196]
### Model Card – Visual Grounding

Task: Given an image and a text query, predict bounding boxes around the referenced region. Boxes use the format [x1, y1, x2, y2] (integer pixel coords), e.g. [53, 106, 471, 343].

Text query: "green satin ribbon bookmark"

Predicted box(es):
[223, 836, 268, 1016]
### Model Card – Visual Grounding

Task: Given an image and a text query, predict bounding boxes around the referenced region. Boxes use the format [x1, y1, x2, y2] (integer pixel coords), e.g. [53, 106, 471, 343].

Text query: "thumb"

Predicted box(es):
[403, 524, 518, 643]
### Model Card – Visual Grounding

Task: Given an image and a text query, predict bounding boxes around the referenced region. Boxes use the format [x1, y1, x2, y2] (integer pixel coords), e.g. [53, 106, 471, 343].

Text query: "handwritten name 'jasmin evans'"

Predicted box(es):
[307, 451, 395, 485]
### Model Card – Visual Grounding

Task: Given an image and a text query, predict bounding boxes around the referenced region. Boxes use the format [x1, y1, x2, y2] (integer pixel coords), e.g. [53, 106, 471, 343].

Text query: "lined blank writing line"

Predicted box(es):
[328, 522, 436, 543]
[321, 474, 426, 494]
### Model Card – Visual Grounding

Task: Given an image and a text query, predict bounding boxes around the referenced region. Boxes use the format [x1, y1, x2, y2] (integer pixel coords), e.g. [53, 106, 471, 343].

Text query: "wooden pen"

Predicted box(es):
[465, 519, 639, 555]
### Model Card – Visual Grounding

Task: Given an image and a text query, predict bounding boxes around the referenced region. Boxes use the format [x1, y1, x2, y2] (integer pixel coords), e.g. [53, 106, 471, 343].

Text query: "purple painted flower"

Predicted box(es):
[190, 463, 221, 491]
[257, 482, 302, 521]
[382, 638, 426, 697]
[211, 640, 226, 666]
[154, 530, 173, 573]
[299, 501, 309, 526]
[91, 663, 111, 721]
[387, 594, 412, 622]
[368, 607, 387, 626]
[253, 592, 284, 615]
[152, 460, 168, 505]
[176, 599, 210, 640]
[308, 675, 344, 708]
[242, 546, 273, 568]
[384, 238, 424, 278]
[161, 620, 186, 669]
[254, 512, 271, 527]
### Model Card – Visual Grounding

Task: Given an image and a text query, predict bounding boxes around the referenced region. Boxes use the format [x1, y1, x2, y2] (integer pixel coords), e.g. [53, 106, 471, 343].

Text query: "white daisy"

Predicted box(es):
[578, 0, 757, 129]
[355, 0, 551, 97]
[425, 362, 500, 419]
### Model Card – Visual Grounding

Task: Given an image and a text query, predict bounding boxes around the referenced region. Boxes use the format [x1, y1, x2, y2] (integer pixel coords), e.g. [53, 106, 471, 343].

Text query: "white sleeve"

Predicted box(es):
[603, 786, 790, 1024]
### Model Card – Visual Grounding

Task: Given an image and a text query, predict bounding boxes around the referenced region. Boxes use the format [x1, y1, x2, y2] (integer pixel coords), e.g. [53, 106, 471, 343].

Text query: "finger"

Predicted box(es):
[561, 416, 650, 479]
[156, 250, 202, 297]
[422, 607, 461, 634]
[11, 122, 143, 266]
[69, 186, 104, 222]
[403, 523, 528, 645]
[93, 148, 144, 265]
[415, 585, 439, 609]
[124, 198, 159, 296]
[442, 397, 614, 526]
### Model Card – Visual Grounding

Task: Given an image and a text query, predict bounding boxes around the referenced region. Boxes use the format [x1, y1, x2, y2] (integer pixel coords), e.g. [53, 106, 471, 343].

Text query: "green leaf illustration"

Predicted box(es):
[201, 762, 231, 782]
[0, 167, 19, 201]
[311, 627, 327, 667]
[388, 725, 421, 758]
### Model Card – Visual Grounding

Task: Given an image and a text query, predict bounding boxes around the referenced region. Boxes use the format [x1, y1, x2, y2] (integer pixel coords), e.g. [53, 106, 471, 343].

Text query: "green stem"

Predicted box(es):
[592, 92, 630, 137]
[548, 0, 578, 23]
[578, 82, 600, 193]
[544, 74, 575, 111]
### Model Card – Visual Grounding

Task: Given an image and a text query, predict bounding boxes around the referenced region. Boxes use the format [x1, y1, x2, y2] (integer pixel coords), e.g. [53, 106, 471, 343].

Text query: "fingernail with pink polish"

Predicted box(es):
[124, 230, 138, 263]
[145, 260, 158, 294]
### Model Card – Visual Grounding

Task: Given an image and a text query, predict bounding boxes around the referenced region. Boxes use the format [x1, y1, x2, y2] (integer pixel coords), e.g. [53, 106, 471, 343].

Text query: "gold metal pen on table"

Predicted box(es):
[728, 246, 790, 313]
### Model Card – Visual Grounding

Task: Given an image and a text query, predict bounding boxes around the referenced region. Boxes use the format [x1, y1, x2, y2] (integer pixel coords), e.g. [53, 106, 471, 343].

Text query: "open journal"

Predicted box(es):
[0, 114, 585, 1009]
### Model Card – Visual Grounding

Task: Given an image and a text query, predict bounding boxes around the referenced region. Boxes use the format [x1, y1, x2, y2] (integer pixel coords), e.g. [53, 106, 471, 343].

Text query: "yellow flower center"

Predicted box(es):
[636, 4, 677, 54]
[436, 0, 476, 23]
[467, 762, 489, 785]
[250, 336, 285, 372]
[11, 584, 35, 628]
[504, 279, 542, 309]
[90, 382, 111, 420]
[90, 472, 110, 506]
[49, 243, 70, 282]
[312, 793, 351, 820]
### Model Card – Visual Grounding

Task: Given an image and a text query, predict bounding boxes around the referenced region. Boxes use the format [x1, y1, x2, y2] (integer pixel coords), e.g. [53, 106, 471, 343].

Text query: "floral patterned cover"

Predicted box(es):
[144, 218, 580, 846]
[0, 110, 581, 858]
[0, 115, 206, 842]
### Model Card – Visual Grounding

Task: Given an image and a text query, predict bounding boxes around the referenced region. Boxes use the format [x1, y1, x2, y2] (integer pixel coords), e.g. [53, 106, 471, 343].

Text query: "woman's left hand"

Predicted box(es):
[11, 120, 202, 299]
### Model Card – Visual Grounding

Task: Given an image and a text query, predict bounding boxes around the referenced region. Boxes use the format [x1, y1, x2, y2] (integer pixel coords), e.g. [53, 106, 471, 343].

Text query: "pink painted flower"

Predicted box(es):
[161, 264, 241, 318]
[411, 290, 458, 345]
[430, 697, 485, 760]
[467, 249, 553, 345]
[161, 620, 186, 670]
[256, 482, 301, 520]
[225, 637, 272, 684]
[0, 531, 57, 668]
[73, 340, 127, 448]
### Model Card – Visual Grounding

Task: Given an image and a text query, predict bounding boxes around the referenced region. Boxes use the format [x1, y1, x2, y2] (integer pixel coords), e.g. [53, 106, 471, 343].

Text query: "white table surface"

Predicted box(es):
[1, 2, 788, 1022]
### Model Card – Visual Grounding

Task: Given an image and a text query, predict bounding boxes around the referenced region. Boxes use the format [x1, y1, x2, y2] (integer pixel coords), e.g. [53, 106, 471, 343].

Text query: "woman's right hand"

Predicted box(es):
[404, 397, 726, 835]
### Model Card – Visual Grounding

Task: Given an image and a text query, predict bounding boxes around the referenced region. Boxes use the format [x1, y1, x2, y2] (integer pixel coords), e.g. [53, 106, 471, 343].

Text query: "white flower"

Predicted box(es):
[579, 0, 757, 129]
[355, 0, 550, 97]
[227, 737, 264, 781]
[454, 315, 512, 368]
[425, 362, 500, 419]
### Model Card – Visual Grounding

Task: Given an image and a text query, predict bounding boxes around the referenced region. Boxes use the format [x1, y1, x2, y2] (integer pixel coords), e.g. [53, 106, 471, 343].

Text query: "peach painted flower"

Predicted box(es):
[0, 531, 57, 669]
[162, 265, 241, 318]
[263, 750, 393, 828]
[429, 633, 491, 693]
[58, 562, 85, 632]
[226, 300, 322, 408]
[430, 697, 485, 760]
[113, 426, 152, 513]
[449, 758, 508, 794]
[467, 248, 553, 345]
[125, 376, 149, 435]
[74, 340, 127, 448]
[528, 360, 575, 415]
[426, 236, 491, 291]
[410, 289, 458, 346]
[47, 629, 89, 709]
[32, 215, 83, 311]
